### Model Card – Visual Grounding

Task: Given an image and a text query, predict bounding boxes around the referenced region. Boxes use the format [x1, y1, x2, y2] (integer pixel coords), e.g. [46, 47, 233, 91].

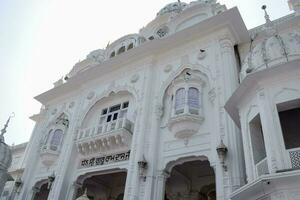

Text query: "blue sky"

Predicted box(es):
[0, 0, 291, 145]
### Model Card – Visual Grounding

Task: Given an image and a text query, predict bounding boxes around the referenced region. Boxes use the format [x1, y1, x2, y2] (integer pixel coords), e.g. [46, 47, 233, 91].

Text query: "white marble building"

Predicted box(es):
[2, 0, 300, 199]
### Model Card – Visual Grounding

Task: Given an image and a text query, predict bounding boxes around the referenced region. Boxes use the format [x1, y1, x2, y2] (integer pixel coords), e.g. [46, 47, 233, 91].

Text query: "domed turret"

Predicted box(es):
[0, 115, 13, 195]
[0, 115, 13, 170]
[240, 6, 300, 80]
[241, 32, 300, 79]
[0, 142, 12, 170]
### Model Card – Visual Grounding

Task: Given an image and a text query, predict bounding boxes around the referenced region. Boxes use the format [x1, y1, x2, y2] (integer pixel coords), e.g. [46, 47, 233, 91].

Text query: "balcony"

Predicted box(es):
[255, 157, 269, 177]
[76, 117, 133, 155]
[167, 107, 204, 139]
[40, 147, 60, 167]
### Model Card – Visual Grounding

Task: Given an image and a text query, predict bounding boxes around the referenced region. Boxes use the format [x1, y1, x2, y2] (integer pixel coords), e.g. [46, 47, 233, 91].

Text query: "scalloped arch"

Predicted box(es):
[158, 63, 214, 105]
[75, 167, 127, 184]
[164, 155, 212, 173]
[33, 179, 48, 189]
[78, 85, 139, 128]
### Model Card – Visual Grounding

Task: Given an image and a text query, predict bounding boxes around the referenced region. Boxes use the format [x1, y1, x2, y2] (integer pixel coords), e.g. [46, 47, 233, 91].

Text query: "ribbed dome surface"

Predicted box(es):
[157, 2, 188, 16]
[240, 31, 300, 80]
[0, 142, 12, 170]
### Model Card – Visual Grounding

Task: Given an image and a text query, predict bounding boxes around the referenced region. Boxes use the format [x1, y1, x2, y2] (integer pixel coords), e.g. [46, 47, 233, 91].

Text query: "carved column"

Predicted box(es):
[123, 61, 156, 200]
[212, 163, 226, 200]
[67, 182, 82, 200]
[153, 171, 169, 200]
[239, 112, 255, 182]
[257, 89, 287, 173]
[219, 36, 239, 97]
[47, 99, 84, 200]
[17, 115, 48, 200]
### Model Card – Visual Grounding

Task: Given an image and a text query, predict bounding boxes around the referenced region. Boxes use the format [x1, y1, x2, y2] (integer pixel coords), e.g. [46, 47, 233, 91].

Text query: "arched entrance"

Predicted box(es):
[75, 171, 127, 200]
[165, 159, 216, 200]
[33, 181, 50, 200]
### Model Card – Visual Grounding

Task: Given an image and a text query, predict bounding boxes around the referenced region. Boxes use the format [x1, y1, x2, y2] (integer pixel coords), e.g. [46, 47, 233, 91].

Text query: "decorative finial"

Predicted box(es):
[261, 5, 277, 37]
[1, 113, 15, 138]
[261, 5, 271, 23]
[177, 0, 183, 13]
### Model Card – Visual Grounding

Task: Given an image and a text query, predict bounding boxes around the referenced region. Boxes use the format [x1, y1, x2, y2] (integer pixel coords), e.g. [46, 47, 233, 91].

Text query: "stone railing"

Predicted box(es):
[76, 118, 133, 155]
[256, 157, 269, 177]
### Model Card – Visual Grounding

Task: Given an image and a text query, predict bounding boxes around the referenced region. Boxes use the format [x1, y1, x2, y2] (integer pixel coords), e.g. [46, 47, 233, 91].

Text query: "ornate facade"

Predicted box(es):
[2, 0, 300, 199]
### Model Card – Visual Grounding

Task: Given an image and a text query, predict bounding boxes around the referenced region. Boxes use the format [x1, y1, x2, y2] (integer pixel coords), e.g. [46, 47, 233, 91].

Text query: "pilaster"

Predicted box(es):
[153, 170, 169, 200]
[47, 98, 84, 200]
[124, 61, 155, 200]
[218, 35, 245, 194]
[17, 119, 47, 200]
[239, 112, 255, 182]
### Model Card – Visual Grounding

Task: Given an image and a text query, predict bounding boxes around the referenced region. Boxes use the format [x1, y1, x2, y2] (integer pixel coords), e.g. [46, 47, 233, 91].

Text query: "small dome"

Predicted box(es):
[157, 2, 188, 16]
[240, 31, 300, 80]
[86, 49, 105, 63]
[76, 189, 90, 200]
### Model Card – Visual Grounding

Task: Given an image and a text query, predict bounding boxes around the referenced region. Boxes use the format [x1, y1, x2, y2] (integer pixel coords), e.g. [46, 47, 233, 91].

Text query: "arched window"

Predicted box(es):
[188, 87, 200, 114]
[50, 129, 63, 151]
[117, 46, 126, 55]
[175, 88, 185, 114]
[188, 87, 199, 109]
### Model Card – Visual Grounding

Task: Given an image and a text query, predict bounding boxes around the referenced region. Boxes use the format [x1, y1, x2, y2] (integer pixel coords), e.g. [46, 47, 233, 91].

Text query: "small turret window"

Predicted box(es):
[156, 26, 169, 38]
[148, 36, 154, 40]
[127, 43, 134, 50]
[117, 46, 126, 55]
[110, 51, 115, 58]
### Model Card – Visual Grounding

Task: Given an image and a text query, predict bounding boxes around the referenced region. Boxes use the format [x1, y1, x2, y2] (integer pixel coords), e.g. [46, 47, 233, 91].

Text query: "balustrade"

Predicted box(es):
[76, 118, 133, 155]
